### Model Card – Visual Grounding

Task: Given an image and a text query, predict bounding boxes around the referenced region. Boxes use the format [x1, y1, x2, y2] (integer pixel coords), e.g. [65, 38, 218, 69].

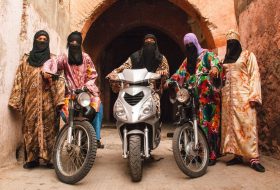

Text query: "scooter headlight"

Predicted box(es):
[114, 101, 127, 120]
[77, 92, 91, 107]
[177, 88, 189, 103]
[139, 98, 153, 120]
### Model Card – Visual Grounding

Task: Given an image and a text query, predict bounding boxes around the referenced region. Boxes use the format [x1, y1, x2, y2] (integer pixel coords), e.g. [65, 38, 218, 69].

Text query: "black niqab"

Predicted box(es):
[67, 31, 83, 66]
[185, 43, 198, 75]
[223, 39, 242, 64]
[130, 34, 163, 72]
[28, 30, 50, 67]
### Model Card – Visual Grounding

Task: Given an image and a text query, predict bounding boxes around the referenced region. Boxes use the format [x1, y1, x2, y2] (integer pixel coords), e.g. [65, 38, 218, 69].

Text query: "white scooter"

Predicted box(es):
[109, 68, 162, 182]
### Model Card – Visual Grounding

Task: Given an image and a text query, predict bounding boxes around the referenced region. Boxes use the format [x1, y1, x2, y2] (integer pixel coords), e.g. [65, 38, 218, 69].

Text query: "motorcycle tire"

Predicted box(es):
[172, 122, 209, 178]
[53, 121, 97, 184]
[128, 135, 143, 182]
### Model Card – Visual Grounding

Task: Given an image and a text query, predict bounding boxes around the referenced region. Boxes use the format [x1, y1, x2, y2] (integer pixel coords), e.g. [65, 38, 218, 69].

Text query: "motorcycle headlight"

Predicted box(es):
[114, 101, 127, 120]
[177, 88, 190, 103]
[139, 98, 153, 120]
[77, 92, 91, 107]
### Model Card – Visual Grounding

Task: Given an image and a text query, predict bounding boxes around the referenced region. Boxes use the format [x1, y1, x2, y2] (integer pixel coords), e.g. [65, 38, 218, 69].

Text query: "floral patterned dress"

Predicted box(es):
[168, 50, 222, 160]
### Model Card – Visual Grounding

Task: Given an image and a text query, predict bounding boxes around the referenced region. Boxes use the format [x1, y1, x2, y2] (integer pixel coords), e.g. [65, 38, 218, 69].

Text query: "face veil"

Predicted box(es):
[67, 31, 83, 66]
[223, 39, 242, 64]
[183, 33, 204, 75]
[28, 30, 50, 67]
[130, 34, 163, 72]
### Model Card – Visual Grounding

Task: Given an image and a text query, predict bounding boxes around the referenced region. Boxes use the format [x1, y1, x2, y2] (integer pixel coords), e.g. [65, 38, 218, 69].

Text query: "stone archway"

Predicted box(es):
[70, 0, 237, 48]
[71, 0, 237, 122]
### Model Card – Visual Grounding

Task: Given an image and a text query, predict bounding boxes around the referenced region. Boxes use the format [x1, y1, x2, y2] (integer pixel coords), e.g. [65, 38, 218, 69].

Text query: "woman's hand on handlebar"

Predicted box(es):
[106, 72, 119, 81]
[42, 71, 52, 80]
[156, 70, 168, 76]
[209, 67, 219, 78]
[42, 72, 60, 81]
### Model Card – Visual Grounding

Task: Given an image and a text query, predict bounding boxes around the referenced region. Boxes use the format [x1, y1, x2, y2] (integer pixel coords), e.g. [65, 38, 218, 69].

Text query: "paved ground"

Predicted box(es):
[0, 126, 280, 190]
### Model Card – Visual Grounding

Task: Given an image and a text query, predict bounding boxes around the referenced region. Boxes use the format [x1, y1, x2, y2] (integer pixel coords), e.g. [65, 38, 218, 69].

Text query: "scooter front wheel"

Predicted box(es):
[128, 135, 143, 182]
[172, 122, 209, 178]
[53, 121, 97, 184]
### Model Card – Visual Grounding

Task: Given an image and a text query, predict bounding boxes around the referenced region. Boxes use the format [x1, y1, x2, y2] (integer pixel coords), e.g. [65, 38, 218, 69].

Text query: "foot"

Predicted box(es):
[208, 159, 216, 166]
[97, 140, 104, 149]
[45, 163, 54, 169]
[251, 163, 265, 172]
[23, 160, 39, 169]
[166, 132, 173, 138]
[226, 156, 243, 166]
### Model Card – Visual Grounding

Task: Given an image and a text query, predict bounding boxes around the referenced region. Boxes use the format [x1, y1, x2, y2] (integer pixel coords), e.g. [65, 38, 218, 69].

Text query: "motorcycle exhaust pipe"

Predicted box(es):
[123, 128, 128, 158]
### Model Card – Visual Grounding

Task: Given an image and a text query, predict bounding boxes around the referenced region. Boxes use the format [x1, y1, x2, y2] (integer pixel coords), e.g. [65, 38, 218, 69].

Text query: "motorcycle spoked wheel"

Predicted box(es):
[53, 121, 97, 184]
[172, 122, 209, 178]
[128, 135, 143, 182]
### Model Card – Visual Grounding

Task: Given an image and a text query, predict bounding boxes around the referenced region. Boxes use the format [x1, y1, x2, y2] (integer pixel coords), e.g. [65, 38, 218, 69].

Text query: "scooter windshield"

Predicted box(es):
[118, 69, 160, 84]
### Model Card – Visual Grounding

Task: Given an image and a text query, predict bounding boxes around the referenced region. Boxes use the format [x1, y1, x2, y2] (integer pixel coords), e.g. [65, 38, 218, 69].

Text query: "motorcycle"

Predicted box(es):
[108, 68, 162, 182]
[168, 73, 209, 178]
[47, 73, 97, 184]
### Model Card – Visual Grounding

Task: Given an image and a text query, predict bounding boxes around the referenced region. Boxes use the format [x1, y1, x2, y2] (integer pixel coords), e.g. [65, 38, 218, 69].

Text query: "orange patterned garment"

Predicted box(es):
[9, 54, 64, 162]
[221, 50, 262, 159]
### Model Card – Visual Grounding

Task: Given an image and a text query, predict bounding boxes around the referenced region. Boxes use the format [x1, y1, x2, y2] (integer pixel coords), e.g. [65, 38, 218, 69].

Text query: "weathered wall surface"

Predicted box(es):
[0, 0, 71, 168]
[236, 0, 280, 159]
[0, 0, 24, 168]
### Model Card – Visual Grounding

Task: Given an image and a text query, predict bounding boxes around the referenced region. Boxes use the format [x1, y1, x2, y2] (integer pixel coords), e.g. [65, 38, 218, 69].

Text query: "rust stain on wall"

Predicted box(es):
[19, 0, 29, 41]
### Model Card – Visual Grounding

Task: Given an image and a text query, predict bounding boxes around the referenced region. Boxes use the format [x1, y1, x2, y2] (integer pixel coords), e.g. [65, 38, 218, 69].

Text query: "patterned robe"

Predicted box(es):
[108, 56, 169, 115]
[168, 50, 222, 160]
[221, 50, 261, 159]
[8, 54, 64, 162]
[43, 52, 101, 118]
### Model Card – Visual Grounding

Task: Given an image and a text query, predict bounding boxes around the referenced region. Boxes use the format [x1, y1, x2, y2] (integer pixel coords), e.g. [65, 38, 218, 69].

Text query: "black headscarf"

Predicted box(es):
[28, 30, 50, 67]
[67, 31, 83, 66]
[130, 34, 163, 72]
[223, 39, 242, 63]
[185, 43, 198, 75]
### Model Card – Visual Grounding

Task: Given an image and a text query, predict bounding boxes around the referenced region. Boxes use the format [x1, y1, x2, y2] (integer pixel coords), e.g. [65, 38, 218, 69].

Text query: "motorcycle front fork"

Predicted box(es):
[192, 98, 199, 149]
[122, 126, 150, 159]
[66, 100, 82, 146]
